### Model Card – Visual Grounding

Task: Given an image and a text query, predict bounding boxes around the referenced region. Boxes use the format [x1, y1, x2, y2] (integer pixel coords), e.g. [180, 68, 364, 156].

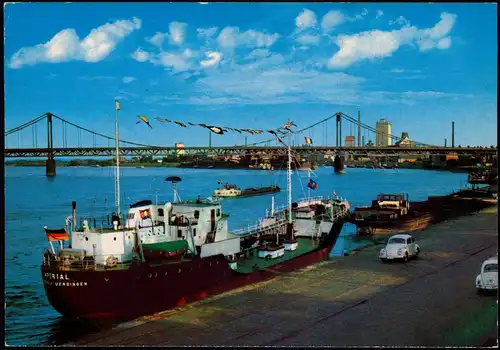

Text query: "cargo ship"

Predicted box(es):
[350, 191, 496, 236]
[40, 111, 350, 320]
[213, 183, 280, 198]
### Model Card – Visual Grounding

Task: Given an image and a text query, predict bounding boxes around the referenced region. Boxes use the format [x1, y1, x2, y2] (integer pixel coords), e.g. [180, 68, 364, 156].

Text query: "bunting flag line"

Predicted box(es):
[137, 115, 153, 128]
[304, 136, 313, 144]
[138, 115, 298, 138]
[307, 178, 318, 190]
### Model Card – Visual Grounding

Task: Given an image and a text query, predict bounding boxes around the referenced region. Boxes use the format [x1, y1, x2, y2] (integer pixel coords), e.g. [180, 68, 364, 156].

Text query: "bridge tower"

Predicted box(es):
[336, 112, 342, 146]
[46, 113, 56, 177]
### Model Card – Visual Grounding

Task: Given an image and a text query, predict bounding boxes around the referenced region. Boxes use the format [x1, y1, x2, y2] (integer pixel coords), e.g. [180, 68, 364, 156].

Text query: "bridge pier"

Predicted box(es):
[334, 153, 345, 174]
[46, 156, 56, 177]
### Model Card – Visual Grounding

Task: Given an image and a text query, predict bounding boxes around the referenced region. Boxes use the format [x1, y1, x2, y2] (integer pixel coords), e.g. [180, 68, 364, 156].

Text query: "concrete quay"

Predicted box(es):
[70, 207, 498, 347]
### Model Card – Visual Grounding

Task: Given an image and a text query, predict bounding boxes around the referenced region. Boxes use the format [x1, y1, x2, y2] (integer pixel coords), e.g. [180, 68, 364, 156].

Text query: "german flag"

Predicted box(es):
[44, 227, 70, 242]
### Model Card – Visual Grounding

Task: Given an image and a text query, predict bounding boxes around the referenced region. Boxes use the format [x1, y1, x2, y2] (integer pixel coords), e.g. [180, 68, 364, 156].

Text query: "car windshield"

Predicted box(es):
[483, 263, 498, 272]
[388, 238, 406, 244]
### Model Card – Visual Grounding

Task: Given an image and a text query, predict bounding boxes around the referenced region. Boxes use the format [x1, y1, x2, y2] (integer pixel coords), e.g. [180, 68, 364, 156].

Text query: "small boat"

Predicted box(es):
[213, 183, 280, 198]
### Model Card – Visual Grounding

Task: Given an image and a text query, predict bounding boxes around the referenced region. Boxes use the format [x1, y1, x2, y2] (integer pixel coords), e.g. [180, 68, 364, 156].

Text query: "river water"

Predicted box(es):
[5, 165, 467, 345]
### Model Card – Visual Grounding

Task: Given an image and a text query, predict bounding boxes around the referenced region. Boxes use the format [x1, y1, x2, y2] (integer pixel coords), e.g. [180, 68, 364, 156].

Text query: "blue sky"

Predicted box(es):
[4, 2, 497, 148]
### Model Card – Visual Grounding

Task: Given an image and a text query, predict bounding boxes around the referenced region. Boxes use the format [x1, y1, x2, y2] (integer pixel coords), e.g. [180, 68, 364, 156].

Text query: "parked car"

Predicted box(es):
[379, 234, 420, 262]
[476, 256, 498, 294]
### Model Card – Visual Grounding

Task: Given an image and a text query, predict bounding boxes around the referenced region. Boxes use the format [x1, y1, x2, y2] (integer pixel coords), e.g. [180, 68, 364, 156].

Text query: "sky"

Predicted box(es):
[4, 2, 498, 148]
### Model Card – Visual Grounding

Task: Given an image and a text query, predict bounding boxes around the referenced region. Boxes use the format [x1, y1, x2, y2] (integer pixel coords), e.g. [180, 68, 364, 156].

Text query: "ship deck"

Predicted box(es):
[236, 237, 321, 274]
[69, 206, 498, 347]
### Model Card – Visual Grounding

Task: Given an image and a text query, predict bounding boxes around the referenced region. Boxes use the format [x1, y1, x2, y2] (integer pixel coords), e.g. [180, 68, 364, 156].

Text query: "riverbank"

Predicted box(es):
[70, 205, 497, 347]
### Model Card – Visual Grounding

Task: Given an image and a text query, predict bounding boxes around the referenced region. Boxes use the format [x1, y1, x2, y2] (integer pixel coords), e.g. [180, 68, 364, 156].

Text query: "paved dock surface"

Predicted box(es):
[71, 208, 498, 347]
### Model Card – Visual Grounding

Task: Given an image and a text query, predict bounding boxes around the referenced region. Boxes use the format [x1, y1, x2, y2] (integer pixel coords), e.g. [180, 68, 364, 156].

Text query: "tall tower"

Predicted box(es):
[376, 119, 392, 146]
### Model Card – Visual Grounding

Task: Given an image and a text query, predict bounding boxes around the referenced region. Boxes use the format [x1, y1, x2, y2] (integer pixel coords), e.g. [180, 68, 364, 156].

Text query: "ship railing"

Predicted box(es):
[43, 250, 137, 271]
[231, 218, 289, 236]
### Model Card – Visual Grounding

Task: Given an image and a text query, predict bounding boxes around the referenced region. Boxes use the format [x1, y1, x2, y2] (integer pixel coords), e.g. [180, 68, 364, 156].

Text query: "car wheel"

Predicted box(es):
[403, 252, 408, 262]
[477, 288, 483, 295]
[415, 248, 420, 259]
[380, 258, 387, 263]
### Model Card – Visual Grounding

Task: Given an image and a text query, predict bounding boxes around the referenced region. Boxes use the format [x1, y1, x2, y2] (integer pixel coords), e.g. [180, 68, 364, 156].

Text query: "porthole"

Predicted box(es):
[113, 237, 117, 241]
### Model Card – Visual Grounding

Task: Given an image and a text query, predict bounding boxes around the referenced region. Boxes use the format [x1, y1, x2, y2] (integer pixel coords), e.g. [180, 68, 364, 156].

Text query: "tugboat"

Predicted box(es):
[40, 108, 350, 320]
[213, 183, 280, 198]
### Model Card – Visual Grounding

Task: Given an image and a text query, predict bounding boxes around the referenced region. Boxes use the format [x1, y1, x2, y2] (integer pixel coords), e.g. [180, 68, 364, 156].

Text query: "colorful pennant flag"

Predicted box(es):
[174, 121, 187, 127]
[304, 136, 313, 144]
[267, 130, 278, 136]
[44, 227, 70, 242]
[155, 117, 171, 123]
[307, 179, 318, 190]
[137, 115, 152, 128]
[188, 122, 196, 126]
[207, 126, 226, 135]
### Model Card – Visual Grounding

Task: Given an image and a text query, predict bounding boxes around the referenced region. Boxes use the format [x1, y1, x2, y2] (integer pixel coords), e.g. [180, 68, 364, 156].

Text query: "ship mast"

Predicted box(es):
[114, 100, 121, 219]
[287, 132, 292, 224]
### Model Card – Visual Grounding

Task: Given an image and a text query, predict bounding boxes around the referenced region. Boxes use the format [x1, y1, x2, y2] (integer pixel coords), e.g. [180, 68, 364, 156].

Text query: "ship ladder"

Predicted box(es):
[313, 220, 321, 241]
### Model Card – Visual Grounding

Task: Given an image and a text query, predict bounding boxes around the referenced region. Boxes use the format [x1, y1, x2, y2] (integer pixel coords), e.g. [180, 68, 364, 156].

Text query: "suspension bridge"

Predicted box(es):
[4, 112, 497, 176]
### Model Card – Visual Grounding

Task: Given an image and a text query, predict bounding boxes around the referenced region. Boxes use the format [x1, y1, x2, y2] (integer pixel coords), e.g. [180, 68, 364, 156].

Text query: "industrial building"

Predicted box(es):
[344, 136, 355, 147]
[376, 119, 392, 146]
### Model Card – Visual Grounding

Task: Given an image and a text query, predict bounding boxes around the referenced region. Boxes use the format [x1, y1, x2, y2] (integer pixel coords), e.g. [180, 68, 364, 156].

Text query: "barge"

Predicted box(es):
[213, 183, 280, 198]
[349, 190, 496, 236]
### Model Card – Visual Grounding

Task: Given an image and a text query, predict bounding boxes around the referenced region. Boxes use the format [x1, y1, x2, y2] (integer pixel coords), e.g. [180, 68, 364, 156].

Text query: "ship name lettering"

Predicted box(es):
[44, 272, 70, 280]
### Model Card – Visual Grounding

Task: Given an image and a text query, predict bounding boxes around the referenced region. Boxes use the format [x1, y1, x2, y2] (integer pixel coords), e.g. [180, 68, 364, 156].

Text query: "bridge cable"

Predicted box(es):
[50, 113, 162, 148]
[5, 114, 48, 136]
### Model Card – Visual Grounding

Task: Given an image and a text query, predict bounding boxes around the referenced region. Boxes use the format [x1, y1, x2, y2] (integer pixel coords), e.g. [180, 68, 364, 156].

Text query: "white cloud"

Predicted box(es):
[328, 12, 457, 69]
[354, 8, 368, 20]
[200, 51, 222, 67]
[321, 10, 345, 32]
[216, 27, 279, 49]
[123, 76, 136, 83]
[416, 13, 456, 51]
[436, 36, 451, 50]
[169, 21, 188, 45]
[147, 32, 166, 48]
[131, 48, 150, 62]
[295, 34, 321, 46]
[184, 63, 364, 105]
[389, 16, 410, 26]
[9, 17, 141, 68]
[245, 48, 270, 59]
[376, 10, 384, 19]
[296, 9, 317, 31]
[390, 68, 422, 73]
[197, 27, 219, 40]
